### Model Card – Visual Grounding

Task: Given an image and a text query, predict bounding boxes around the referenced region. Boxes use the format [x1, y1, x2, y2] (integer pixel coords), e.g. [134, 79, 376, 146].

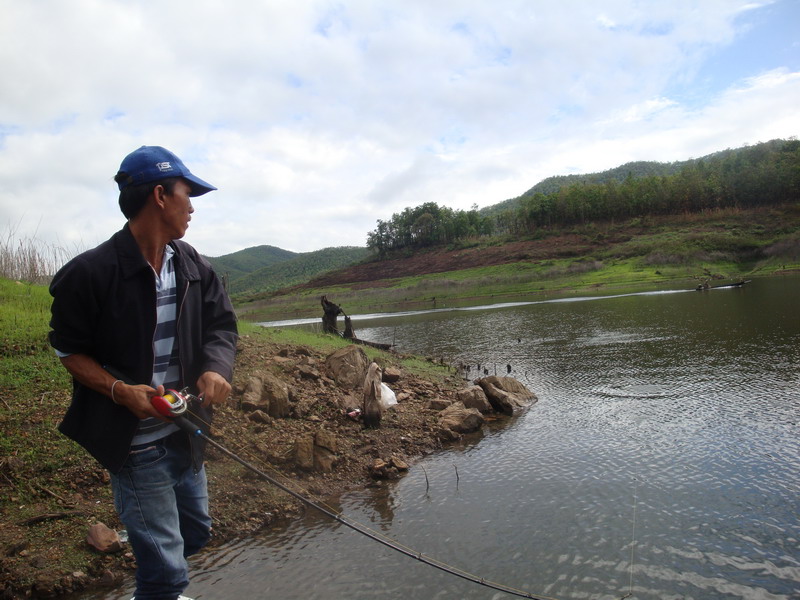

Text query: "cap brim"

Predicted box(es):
[184, 174, 217, 197]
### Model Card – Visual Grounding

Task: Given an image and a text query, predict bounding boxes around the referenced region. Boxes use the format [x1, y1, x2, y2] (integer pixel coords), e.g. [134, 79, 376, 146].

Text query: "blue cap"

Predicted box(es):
[116, 146, 217, 197]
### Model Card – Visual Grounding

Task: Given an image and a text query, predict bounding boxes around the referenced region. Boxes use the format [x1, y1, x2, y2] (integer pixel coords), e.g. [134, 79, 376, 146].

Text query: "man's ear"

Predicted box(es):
[152, 184, 168, 209]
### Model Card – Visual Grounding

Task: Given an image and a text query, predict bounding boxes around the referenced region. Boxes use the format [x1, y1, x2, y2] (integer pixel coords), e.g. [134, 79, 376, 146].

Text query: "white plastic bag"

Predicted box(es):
[379, 382, 397, 409]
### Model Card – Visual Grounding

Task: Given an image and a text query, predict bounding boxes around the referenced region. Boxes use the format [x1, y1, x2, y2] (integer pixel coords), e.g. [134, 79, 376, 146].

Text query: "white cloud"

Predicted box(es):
[1, 0, 798, 258]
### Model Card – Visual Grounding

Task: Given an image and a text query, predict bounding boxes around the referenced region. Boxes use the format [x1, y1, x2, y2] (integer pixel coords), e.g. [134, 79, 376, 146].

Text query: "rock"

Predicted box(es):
[247, 410, 272, 425]
[293, 431, 339, 472]
[476, 376, 537, 415]
[313, 430, 339, 472]
[439, 402, 484, 434]
[294, 435, 315, 471]
[241, 376, 265, 410]
[315, 429, 338, 453]
[240, 371, 293, 417]
[86, 522, 121, 553]
[427, 398, 452, 411]
[437, 426, 461, 441]
[314, 447, 337, 472]
[262, 372, 291, 418]
[296, 364, 320, 380]
[369, 458, 389, 478]
[369, 458, 402, 480]
[382, 367, 401, 383]
[325, 345, 370, 390]
[389, 455, 409, 471]
[456, 386, 493, 413]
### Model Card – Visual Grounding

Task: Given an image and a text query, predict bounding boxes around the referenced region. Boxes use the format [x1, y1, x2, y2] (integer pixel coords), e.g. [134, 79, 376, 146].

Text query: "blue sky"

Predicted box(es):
[1, 0, 798, 258]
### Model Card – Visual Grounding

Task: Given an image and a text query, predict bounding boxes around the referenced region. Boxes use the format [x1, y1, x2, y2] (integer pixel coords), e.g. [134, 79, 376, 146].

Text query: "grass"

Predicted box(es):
[0, 279, 78, 483]
[238, 320, 455, 381]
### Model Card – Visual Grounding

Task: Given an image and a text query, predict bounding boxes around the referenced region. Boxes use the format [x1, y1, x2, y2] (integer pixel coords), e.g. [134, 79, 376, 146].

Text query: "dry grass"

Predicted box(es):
[0, 226, 77, 284]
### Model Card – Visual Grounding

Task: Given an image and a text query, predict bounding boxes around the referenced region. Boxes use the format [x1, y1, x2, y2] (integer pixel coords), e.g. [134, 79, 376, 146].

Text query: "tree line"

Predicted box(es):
[367, 138, 799, 254]
[366, 202, 494, 256]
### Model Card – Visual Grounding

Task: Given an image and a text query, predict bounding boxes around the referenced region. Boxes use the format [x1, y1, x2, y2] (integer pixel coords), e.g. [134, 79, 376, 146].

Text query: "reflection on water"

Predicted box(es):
[80, 277, 800, 600]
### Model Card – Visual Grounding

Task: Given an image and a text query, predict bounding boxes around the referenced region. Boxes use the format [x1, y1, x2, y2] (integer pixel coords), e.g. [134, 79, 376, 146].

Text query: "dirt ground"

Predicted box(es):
[299, 234, 602, 290]
[0, 334, 477, 599]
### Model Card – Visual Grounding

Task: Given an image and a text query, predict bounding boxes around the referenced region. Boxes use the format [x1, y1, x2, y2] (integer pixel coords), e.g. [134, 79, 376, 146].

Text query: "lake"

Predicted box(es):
[87, 276, 800, 599]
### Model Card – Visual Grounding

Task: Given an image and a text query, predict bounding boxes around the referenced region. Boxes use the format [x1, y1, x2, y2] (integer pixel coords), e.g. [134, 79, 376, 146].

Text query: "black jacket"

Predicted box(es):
[49, 224, 238, 473]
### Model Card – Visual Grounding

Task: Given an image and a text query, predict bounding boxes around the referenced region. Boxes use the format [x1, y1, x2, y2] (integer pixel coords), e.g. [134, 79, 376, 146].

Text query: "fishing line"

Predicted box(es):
[157, 393, 559, 600]
[629, 477, 638, 596]
[619, 475, 639, 600]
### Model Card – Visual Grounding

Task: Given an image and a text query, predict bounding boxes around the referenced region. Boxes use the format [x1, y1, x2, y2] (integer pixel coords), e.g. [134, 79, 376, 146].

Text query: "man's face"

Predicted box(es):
[162, 179, 194, 239]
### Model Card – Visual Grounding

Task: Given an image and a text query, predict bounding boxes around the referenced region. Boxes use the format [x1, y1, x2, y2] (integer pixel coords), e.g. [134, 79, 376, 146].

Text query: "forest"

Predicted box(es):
[366, 138, 799, 255]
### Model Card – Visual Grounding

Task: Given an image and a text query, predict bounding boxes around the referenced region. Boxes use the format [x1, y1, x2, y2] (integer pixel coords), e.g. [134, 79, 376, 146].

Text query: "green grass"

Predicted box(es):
[0, 278, 82, 493]
[238, 321, 455, 381]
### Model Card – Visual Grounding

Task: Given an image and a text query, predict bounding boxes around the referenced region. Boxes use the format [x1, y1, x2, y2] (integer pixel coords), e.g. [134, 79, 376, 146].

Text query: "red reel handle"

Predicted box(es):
[151, 395, 176, 417]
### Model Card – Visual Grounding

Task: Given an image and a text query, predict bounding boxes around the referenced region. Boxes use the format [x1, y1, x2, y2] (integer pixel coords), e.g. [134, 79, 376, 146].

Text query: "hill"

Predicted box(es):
[205, 245, 298, 282]
[227, 246, 370, 297]
[204, 245, 370, 298]
[480, 159, 685, 218]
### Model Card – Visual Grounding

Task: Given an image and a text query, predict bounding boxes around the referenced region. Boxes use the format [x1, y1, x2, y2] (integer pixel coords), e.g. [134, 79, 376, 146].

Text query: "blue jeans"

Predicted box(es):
[111, 432, 211, 600]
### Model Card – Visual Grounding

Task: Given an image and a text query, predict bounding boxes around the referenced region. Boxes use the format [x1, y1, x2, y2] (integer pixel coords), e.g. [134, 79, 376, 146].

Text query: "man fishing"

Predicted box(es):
[49, 145, 238, 600]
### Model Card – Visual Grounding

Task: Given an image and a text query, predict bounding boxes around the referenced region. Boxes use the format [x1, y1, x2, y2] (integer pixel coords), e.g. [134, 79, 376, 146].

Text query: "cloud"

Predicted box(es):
[1, 0, 798, 257]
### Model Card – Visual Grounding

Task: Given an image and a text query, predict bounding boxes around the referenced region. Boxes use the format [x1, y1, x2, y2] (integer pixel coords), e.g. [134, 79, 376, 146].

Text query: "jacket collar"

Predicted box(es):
[114, 224, 199, 282]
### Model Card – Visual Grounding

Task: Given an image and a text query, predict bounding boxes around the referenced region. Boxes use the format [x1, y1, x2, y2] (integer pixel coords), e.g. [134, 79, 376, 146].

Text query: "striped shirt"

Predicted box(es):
[131, 245, 180, 444]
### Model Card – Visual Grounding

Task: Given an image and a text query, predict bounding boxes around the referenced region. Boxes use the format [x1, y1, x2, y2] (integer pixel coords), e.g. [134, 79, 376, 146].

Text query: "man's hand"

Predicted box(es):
[196, 371, 231, 407]
[111, 382, 168, 420]
[59, 354, 167, 420]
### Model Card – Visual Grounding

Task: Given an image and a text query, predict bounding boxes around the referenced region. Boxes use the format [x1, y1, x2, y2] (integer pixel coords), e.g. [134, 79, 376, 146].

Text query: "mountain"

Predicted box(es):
[205, 245, 298, 282]
[228, 246, 370, 296]
[481, 158, 687, 218]
[207, 245, 370, 297]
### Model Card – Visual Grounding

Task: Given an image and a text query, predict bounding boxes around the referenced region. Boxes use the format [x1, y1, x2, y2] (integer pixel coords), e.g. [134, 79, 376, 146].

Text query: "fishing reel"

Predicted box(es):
[151, 387, 198, 418]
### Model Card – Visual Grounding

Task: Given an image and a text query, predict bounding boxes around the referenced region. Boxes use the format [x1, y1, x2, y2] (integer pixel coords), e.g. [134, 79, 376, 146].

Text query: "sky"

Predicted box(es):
[1, 0, 799, 258]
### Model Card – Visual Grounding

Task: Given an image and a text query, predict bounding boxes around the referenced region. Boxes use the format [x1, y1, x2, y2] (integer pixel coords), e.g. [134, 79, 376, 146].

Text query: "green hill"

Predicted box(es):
[481, 152, 727, 218]
[205, 245, 298, 282]
[227, 246, 370, 297]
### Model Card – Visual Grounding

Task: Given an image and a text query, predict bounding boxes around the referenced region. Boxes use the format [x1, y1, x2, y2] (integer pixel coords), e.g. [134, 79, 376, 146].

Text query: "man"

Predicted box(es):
[49, 146, 238, 600]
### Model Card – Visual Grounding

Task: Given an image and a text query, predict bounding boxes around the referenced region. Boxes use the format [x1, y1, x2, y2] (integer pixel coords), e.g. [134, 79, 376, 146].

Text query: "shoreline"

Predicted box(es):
[1, 331, 493, 599]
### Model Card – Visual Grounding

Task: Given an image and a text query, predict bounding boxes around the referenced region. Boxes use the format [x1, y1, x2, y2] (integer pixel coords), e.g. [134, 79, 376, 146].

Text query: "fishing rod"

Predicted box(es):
[151, 388, 552, 600]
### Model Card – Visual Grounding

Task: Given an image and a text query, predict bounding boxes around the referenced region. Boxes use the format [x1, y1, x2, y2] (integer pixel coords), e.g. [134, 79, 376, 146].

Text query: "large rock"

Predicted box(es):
[294, 435, 315, 470]
[382, 366, 402, 383]
[456, 385, 493, 413]
[294, 430, 340, 472]
[325, 345, 370, 390]
[439, 401, 484, 434]
[476, 376, 537, 415]
[262, 371, 292, 418]
[86, 522, 121, 553]
[240, 375, 265, 411]
[240, 371, 292, 418]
